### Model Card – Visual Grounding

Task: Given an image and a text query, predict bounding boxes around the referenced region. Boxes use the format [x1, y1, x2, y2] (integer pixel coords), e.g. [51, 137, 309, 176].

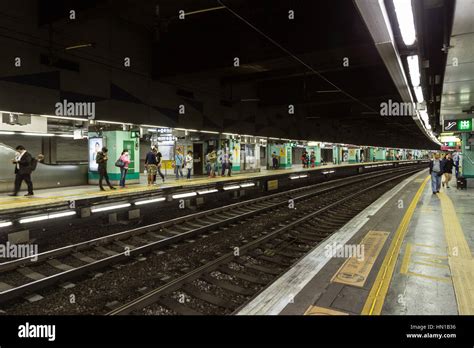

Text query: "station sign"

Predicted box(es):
[152, 127, 177, 142]
[443, 119, 473, 132]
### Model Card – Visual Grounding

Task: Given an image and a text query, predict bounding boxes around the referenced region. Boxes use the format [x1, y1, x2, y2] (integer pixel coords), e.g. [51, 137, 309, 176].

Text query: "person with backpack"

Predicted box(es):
[96, 147, 116, 191]
[117, 149, 130, 188]
[9, 145, 35, 196]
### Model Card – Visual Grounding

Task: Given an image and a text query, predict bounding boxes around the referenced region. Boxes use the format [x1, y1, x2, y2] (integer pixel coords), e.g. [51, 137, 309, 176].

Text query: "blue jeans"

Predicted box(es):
[120, 167, 128, 187]
[431, 172, 441, 193]
[186, 168, 192, 179]
[175, 166, 183, 179]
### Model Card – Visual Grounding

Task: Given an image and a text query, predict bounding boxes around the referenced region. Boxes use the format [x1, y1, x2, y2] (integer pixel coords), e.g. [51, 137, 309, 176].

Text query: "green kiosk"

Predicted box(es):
[88, 130, 140, 185]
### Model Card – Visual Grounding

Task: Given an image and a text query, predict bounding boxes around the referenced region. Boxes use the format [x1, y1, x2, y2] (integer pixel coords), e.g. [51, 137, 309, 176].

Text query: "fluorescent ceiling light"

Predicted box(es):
[413, 86, 424, 103]
[240, 183, 255, 188]
[393, 0, 416, 46]
[21, 133, 55, 137]
[197, 189, 219, 195]
[41, 114, 88, 122]
[0, 221, 12, 228]
[91, 203, 131, 213]
[19, 210, 75, 224]
[199, 130, 220, 134]
[134, 197, 166, 205]
[49, 211, 76, 219]
[407, 55, 420, 87]
[20, 215, 48, 223]
[57, 134, 74, 138]
[0, 131, 15, 135]
[172, 192, 197, 199]
[223, 185, 240, 191]
[141, 124, 166, 128]
[96, 120, 133, 125]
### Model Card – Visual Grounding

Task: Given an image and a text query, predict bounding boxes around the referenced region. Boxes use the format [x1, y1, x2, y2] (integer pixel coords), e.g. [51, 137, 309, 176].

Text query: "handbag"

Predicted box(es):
[115, 159, 125, 168]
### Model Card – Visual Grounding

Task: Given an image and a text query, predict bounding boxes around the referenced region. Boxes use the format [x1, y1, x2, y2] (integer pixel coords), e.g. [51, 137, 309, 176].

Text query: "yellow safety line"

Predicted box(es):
[399, 243, 412, 274]
[413, 261, 449, 269]
[361, 175, 430, 315]
[404, 271, 451, 283]
[438, 192, 474, 314]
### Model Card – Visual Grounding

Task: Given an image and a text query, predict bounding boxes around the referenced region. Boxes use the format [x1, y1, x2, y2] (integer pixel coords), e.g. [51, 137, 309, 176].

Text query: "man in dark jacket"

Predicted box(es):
[9, 145, 34, 196]
[96, 147, 116, 191]
[441, 153, 454, 188]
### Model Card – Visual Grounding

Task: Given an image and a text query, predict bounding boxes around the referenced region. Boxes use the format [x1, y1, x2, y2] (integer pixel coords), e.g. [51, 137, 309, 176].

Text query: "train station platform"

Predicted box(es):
[0, 160, 417, 214]
[237, 170, 474, 315]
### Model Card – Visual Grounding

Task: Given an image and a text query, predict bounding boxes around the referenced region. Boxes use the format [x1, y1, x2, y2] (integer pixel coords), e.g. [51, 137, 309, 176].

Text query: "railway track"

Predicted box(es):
[109, 169, 414, 315]
[0, 165, 424, 310]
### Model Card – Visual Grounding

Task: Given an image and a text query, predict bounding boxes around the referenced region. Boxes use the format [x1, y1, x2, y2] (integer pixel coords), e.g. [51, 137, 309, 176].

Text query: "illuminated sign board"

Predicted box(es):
[443, 119, 473, 132]
[458, 119, 472, 131]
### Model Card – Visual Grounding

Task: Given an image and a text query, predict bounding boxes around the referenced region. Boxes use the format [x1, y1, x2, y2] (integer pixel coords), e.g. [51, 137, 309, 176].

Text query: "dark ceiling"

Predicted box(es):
[35, 0, 454, 149]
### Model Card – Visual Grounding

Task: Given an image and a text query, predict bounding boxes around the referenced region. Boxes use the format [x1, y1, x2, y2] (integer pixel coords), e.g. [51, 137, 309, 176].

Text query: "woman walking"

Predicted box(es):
[118, 149, 131, 188]
[442, 153, 454, 188]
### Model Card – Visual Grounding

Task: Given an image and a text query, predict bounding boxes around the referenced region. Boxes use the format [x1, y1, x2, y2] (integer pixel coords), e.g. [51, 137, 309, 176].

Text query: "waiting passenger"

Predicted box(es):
[118, 149, 130, 188]
[205, 150, 211, 176]
[145, 147, 158, 186]
[272, 152, 279, 169]
[185, 151, 193, 179]
[429, 153, 442, 194]
[441, 153, 454, 188]
[221, 149, 232, 177]
[452, 151, 460, 178]
[301, 151, 308, 168]
[174, 150, 184, 179]
[96, 147, 116, 191]
[310, 151, 316, 168]
[9, 145, 35, 196]
[209, 149, 218, 178]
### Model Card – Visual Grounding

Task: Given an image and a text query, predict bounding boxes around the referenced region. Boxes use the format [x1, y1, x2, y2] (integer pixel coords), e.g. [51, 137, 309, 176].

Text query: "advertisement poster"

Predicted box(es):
[89, 137, 103, 172]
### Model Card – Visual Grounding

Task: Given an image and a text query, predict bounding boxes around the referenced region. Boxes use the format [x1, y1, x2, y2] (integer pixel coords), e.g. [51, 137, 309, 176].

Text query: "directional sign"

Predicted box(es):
[458, 119, 472, 131]
[443, 120, 458, 131]
[443, 119, 473, 132]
